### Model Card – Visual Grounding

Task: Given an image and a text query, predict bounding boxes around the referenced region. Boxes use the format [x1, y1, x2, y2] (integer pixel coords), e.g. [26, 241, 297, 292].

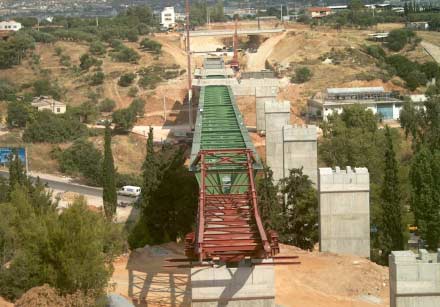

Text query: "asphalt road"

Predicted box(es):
[0, 170, 133, 203]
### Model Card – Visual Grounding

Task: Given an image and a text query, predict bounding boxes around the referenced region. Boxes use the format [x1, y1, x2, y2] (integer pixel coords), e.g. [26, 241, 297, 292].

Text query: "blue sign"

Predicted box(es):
[0, 147, 26, 165]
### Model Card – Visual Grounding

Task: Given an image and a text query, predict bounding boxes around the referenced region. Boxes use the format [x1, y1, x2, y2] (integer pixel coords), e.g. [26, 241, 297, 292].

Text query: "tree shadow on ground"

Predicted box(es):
[126, 249, 191, 307]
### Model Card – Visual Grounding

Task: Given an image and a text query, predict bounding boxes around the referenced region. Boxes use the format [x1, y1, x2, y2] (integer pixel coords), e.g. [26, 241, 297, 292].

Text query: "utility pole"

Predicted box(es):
[186, 0, 193, 130]
[257, 0, 260, 30]
[163, 96, 167, 121]
[280, 4, 283, 23]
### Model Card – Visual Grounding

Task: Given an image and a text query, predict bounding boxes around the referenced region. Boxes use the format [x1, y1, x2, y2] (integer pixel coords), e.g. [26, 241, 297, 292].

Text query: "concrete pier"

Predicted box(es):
[256, 86, 278, 134]
[265, 100, 290, 182]
[390, 249, 440, 307]
[318, 167, 370, 257]
[283, 125, 317, 185]
[191, 263, 275, 307]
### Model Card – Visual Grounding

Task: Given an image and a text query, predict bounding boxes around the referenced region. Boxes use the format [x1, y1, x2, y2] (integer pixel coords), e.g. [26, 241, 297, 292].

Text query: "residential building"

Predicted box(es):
[0, 20, 22, 31]
[308, 87, 409, 121]
[307, 7, 333, 18]
[161, 7, 176, 29]
[31, 96, 66, 114]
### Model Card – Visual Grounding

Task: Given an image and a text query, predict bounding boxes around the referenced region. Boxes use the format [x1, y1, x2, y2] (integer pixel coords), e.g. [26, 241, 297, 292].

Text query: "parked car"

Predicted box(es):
[117, 186, 141, 197]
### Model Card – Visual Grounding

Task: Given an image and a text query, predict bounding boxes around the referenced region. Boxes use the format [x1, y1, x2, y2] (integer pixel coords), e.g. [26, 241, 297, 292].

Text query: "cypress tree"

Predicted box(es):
[140, 127, 161, 210]
[410, 146, 440, 250]
[102, 123, 117, 219]
[378, 126, 405, 263]
[8, 149, 26, 196]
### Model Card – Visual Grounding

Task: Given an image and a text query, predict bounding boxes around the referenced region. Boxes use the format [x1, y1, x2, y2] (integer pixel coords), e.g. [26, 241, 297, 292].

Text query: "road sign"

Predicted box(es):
[0, 147, 26, 165]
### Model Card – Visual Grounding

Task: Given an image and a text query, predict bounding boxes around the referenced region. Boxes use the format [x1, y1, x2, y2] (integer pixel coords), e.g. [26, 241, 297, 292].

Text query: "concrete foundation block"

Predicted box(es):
[318, 167, 370, 258]
[191, 265, 275, 307]
[390, 250, 440, 307]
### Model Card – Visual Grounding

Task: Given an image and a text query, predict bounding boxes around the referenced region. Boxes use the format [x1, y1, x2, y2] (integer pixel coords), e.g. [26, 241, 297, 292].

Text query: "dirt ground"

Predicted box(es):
[110, 243, 389, 307]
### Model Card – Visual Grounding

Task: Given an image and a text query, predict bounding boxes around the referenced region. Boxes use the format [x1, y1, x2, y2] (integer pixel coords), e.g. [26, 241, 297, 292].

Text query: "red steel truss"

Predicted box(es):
[184, 149, 280, 263]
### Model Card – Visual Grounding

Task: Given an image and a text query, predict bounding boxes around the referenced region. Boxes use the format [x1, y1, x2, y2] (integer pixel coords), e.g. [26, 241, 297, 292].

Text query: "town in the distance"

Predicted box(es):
[1, 0, 440, 306]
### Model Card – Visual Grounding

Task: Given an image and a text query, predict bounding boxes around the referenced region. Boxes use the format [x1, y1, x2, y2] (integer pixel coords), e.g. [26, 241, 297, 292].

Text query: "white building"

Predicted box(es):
[31, 96, 66, 114]
[309, 87, 408, 121]
[0, 20, 22, 32]
[161, 7, 176, 29]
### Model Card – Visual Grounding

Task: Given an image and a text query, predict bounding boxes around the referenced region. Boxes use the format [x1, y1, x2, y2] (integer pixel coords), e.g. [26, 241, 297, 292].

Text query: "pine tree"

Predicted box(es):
[410, 146, 440, 250]
[378, 126, 405, 263]
[279, 168, 318, 250]
[102, 123, 117, 219]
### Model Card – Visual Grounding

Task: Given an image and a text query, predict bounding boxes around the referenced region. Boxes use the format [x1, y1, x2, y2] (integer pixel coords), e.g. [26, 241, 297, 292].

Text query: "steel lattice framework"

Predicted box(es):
[184, 85, 281, 263]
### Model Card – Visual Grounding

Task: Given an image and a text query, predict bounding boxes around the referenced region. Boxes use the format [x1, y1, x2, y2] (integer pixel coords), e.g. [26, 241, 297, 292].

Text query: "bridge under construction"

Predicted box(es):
[170, 85, 298, 306]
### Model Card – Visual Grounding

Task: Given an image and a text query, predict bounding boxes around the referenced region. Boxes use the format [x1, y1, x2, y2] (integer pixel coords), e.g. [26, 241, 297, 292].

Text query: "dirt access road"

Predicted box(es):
[246, 31, 288, 71]
[421, 41, 440, 63]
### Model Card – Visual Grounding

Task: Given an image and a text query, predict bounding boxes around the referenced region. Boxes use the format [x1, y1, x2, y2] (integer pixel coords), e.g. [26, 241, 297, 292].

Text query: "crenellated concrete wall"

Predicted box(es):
[390, 249, 440, 307]
[283, 125, 318, 184]
[318, 167, 370, 258]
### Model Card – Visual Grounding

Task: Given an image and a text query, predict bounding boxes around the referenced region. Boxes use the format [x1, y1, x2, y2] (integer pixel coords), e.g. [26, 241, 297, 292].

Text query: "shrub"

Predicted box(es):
[126, 32, 138, 43]
[33, 79, 63, 100]
[292, 67, 312, 83]
[79, 53, 102, 71]
[112, 98, 145, 132]
[387, 29, 416, 52]
[0, 79, 17, 101]
[89, 41, 107, 56]
[110, 46, 140, 63]
[90, 71, 105, 86]
[23, 111, 88, 143]
[118, 73, 136, 87]
[128, 86, 138, 97]
[59, 139, 102, 185]
[7, 101, 32, 128]
[364, 44, 386, 60]
[139, 38, 162, 54]
[99, 98, 116, 112]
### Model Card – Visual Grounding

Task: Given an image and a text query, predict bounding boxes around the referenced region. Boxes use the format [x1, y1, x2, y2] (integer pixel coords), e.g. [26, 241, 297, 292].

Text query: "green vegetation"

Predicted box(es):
[364, 42, 439, 90]
[292, 67, 312, 84]
[90, 71, 105, 86]
[118, 73, 136, 87]
[137, 64, 182, 89]
[7, 101, 33, 128]
[58, 139, 103, 186]
[89, 41, 107, 56]
[110, 45, 140, 63]
[0, 162, 124, 302]
[112, 98, 145, 132]
[128, 128, 198, 248]
[23, 111, 88, 143]
[377, 126, 405, 264]
[139, 38, 162, 54]
[386, 29, 418, 52]
[102, 124, 117, 219]
[79, 53, 102, 71]
[0, 32, 35, 69]
[99, 98, 116, 112]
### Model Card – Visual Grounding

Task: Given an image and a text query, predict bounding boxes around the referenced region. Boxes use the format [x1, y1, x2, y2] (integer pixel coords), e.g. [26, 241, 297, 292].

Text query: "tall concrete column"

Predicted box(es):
[265, 100, 290, 182]
[256, 86, 278, 134]
[318, 167, 370, 257]
[390, 250, 440, 307]
[283, 125, 318, 185]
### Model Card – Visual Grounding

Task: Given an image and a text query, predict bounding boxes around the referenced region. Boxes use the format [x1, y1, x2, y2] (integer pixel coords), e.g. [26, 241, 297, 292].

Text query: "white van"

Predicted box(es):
[118, 186, 141, 197]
